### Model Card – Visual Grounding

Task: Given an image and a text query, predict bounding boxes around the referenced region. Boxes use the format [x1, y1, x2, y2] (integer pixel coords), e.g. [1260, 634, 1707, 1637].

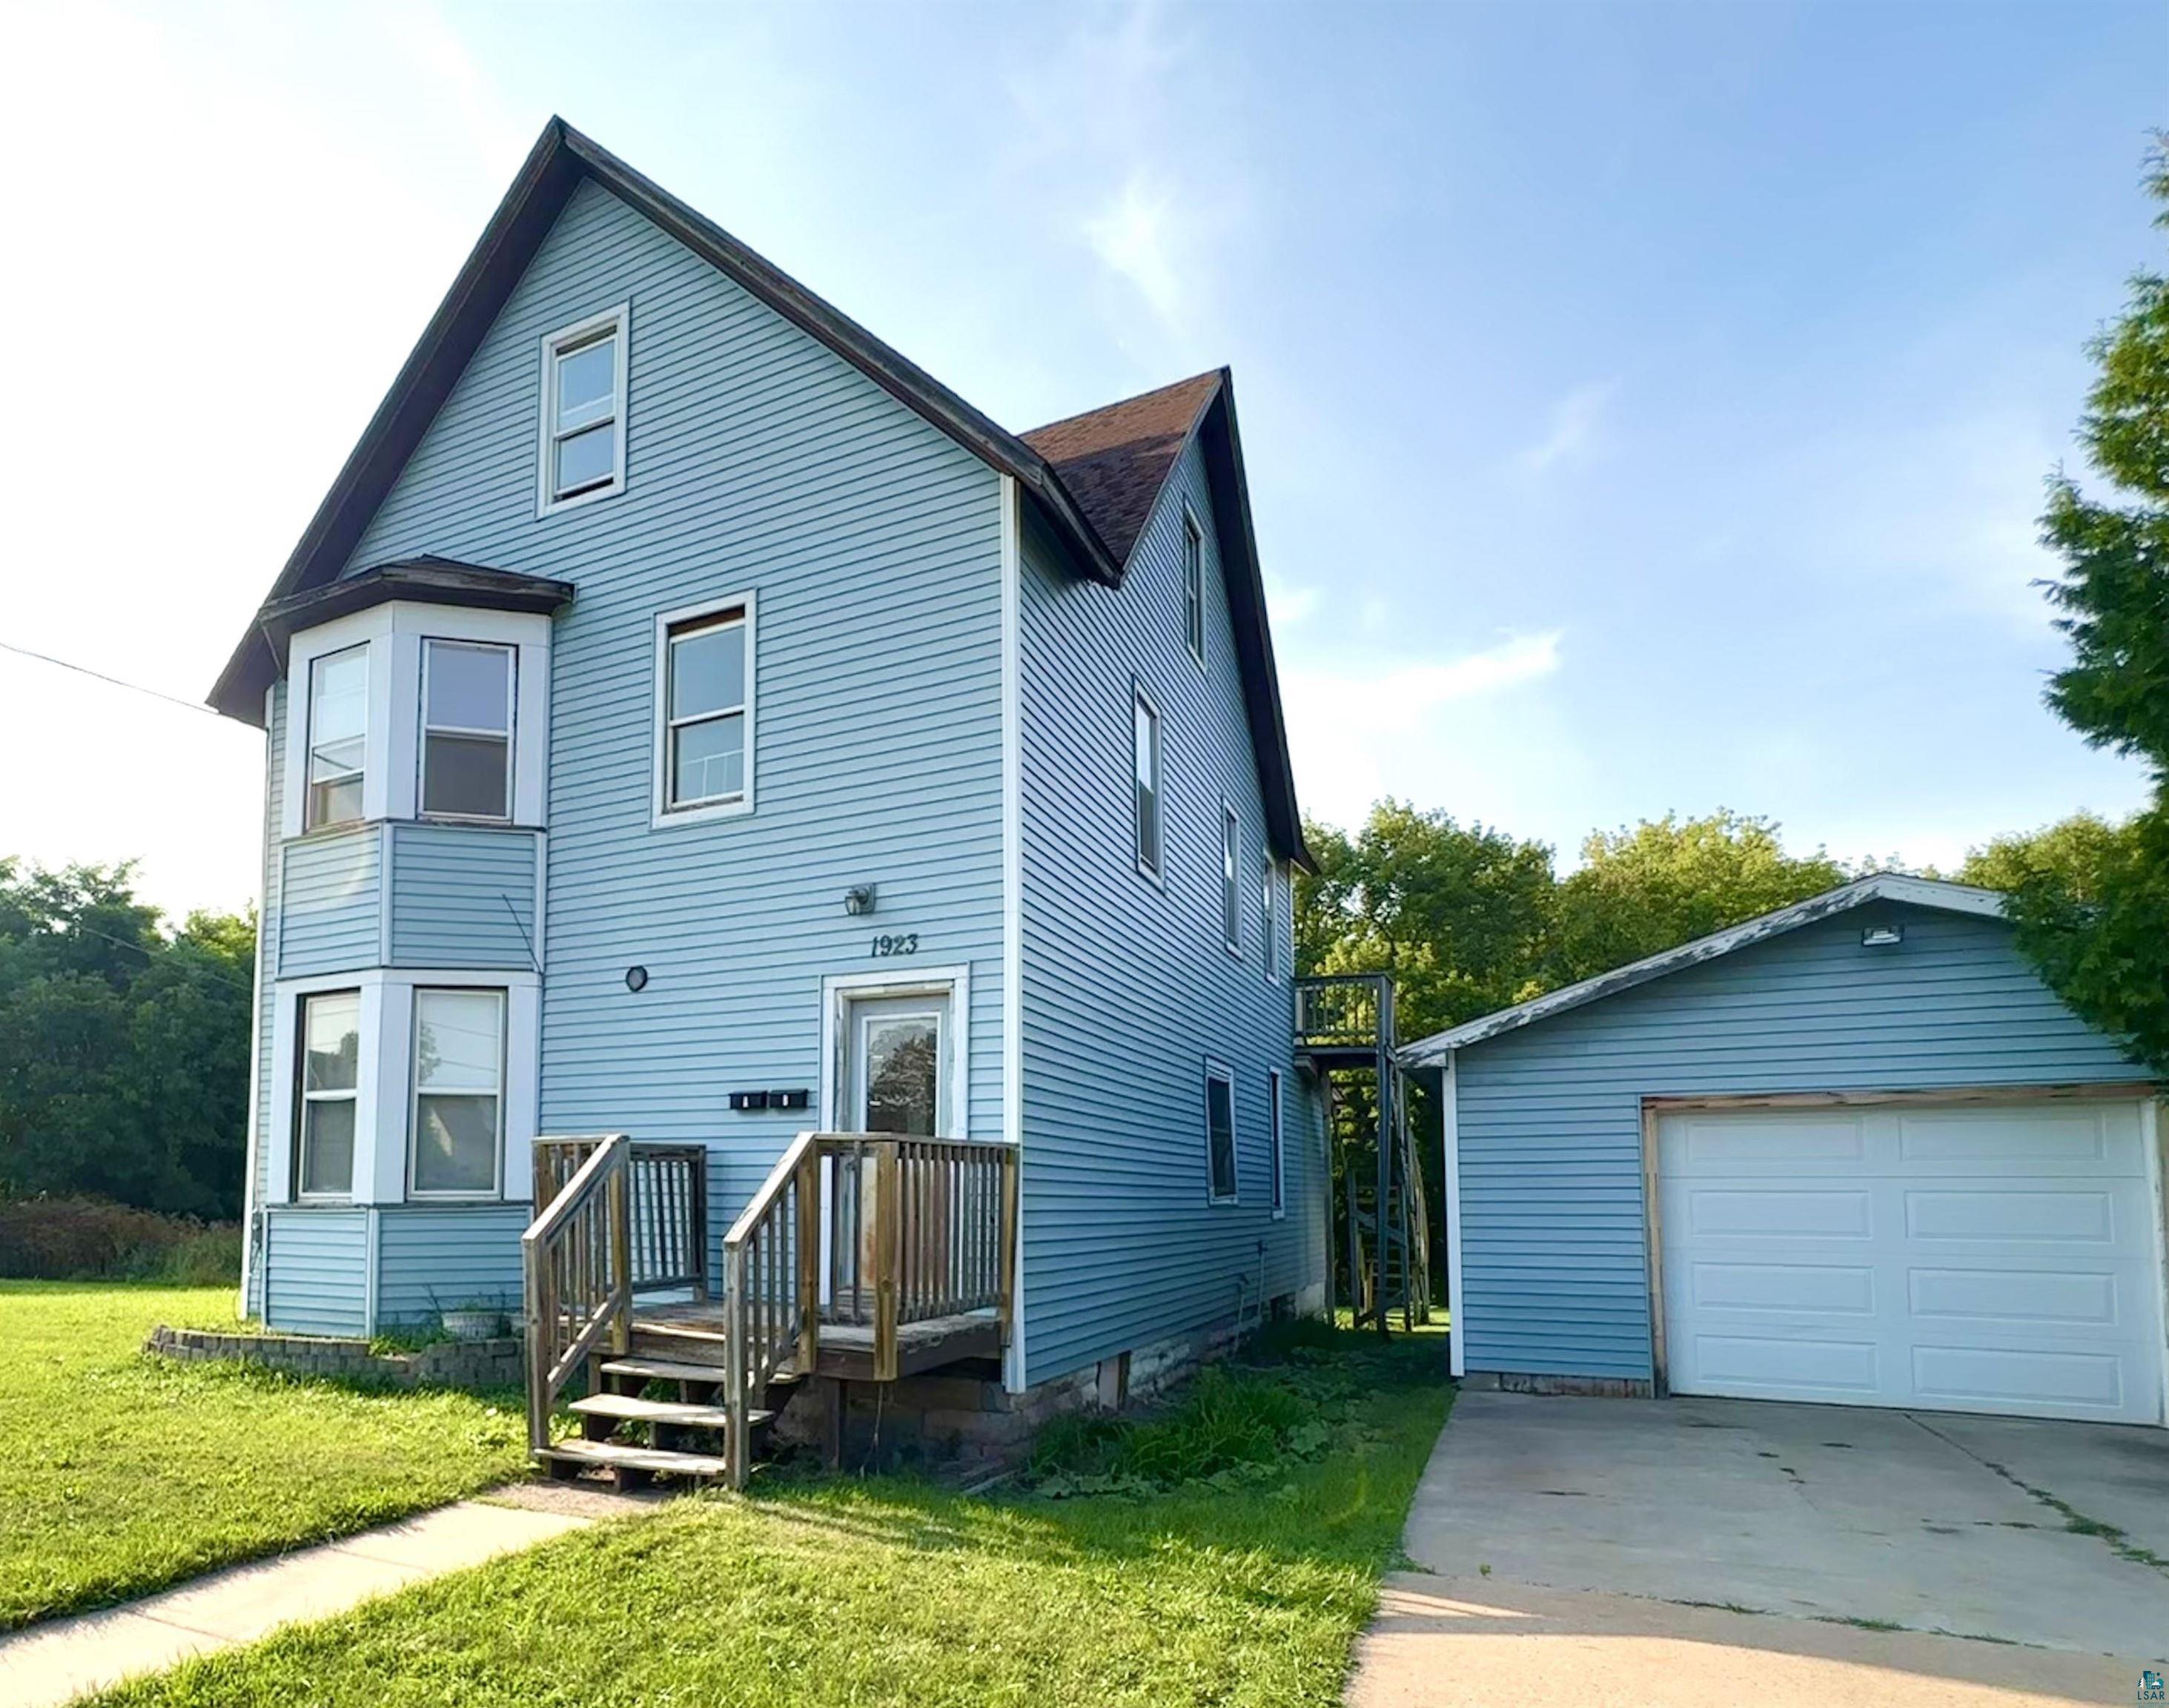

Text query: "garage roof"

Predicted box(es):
[1398, 874, 2007, 1068]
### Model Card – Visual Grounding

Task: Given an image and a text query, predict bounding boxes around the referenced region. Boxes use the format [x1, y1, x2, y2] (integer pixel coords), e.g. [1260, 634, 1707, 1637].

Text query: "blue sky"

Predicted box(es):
[0, 1, 2161, 914]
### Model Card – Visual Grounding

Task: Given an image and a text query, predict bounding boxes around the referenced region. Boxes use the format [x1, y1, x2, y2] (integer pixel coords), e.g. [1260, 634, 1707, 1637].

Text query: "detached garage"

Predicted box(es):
[1400, 875, 2169, 1426]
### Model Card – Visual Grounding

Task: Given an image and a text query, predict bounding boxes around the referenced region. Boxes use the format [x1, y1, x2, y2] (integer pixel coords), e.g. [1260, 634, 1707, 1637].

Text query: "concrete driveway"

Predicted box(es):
[1348, 1391, 2169, 1707]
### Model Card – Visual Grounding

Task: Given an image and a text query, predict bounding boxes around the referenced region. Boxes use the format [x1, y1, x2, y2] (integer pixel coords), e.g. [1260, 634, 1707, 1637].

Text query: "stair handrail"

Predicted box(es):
[721, 1131, 823, 1486]
[521, 1132, 632, 1454]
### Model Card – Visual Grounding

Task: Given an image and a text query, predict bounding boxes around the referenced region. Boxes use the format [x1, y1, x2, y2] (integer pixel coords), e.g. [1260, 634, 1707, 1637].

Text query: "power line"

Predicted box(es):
[63, 918, 257, 996]
[0, 639, 225, 719]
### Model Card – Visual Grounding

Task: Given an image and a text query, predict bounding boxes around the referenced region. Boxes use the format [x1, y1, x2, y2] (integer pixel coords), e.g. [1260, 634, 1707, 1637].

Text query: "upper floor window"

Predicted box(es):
[410, 988, 505, 1197]
[420, 640, 514, 821]
[1204, 1062, 1237, 1204]
[1182, 509, 1205, 666]
[1262, 857, 1279, 979]
[1268, 1068, 1285, 1219]
[305, 644, 368, 830]
[539, 306, 628, 514]
[296, 990, 360, 1198]
[1133, 688, 1162, 881]
[1220, 804, 1241, 954]
[658, 598, 753, 820]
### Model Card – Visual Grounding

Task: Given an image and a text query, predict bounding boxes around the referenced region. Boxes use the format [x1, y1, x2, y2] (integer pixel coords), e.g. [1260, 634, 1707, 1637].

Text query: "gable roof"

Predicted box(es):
[205, 119, 1307, 865]
[1398, 875, 2007, 1068]
[1024, 372, 1224, 566]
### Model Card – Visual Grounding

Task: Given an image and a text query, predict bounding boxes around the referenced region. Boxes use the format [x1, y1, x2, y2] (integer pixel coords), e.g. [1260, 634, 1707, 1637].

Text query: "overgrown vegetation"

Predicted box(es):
[0, 859, 255, 1219]
[0, 1281, 527, 1630]
[0, 1195, 239, 1282]
[87, 1324, 1451, 1708]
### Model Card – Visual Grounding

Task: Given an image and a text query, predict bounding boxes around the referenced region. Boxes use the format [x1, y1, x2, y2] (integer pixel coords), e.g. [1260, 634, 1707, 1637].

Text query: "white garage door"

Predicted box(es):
[1658, 1100, 2165, 1424]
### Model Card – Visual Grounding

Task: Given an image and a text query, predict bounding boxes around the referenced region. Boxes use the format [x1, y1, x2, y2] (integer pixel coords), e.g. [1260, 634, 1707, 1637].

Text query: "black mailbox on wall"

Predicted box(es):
[769, 1089, 809, 1111]
[729, 1090, 769, 1111]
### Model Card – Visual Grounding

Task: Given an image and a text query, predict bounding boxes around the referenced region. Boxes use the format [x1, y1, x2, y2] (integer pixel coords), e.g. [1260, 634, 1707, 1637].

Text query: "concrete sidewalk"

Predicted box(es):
[0, 1494, 597, 1707]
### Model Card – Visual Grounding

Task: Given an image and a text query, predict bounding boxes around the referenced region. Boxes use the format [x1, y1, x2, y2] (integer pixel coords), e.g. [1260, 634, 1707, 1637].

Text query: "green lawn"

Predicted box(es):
[0, 1282, 529, 1630]
[90, 1328, 1451, 1707]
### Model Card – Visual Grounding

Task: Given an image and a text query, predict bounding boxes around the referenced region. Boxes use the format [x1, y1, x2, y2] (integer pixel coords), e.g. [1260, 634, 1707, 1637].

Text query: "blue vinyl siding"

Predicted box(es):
[388, 824, 540, 969]
[1016, 441, 1324, 1386]
[376, 1206, 528, 1325]
[276, 828, 380, 976]
[338, 179, 1005, 1239]
[1453, 904, 2147, 1382]
[262, 1209, 368, 1335]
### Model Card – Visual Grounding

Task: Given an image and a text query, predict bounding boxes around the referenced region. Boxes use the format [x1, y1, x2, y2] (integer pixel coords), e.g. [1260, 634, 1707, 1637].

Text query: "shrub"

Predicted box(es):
[0, 1195, 241, 1283]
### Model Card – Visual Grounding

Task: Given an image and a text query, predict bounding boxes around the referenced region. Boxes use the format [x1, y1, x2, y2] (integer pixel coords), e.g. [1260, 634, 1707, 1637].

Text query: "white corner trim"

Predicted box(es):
[1400, 873, 2012, 1065]
[535, 300, 630, 518]
[998, 473, 1027, 1392]
[650, 590, 757, 830]
[817, 964, 973, 1140]
[238, 691, 276, 1317]
[1441, 1050, 1466, 1379]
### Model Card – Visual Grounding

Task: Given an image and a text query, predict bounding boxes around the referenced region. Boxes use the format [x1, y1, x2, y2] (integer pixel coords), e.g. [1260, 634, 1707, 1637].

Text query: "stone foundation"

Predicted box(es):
[1463, 1369, 1655, 1399]
[146, 1324, 524, 1390]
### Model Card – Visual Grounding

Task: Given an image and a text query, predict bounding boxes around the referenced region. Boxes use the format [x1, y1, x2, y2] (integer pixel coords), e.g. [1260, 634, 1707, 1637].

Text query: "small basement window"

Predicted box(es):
[296, 990, 360, 1198]
[410, 988, 506, 1197]
[658, 600, 752, 817]
[304, 644, 368, 830]
[1205, 1063, 1237, 1204]
[420, 640, 514, 821]
[539, 307, 627, 512]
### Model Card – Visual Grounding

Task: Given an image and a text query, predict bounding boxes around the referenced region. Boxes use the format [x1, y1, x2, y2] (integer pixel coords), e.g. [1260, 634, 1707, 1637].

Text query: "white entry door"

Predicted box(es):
[842, 992, 952, 1138]
[1657, 1100, 2165, 1423]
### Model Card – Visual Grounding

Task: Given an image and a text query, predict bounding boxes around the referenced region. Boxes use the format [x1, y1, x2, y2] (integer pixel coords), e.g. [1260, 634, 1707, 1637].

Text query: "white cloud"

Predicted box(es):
[1264, 577, 1319, 626]
[1516, 381, 1615, 477]
[1083, 173, 1185, 325]
[1282, 633, 1566, 829]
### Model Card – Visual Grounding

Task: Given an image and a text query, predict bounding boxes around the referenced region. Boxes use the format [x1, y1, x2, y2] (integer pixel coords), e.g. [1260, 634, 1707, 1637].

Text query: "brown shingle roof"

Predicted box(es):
[1023, 371, 1223, 569]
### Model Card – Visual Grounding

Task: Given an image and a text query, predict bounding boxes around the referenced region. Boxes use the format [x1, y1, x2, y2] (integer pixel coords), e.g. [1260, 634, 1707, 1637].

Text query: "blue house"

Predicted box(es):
[1400, 875, 2166, 1428]
[208, 119, 1328, 1480]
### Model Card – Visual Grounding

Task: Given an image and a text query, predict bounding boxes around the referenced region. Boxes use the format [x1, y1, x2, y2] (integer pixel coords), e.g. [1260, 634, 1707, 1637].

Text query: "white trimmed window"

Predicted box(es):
[420, 640, 514, 821]
[296, 990, 360, 1198]
[538, 306, 628, 512]
[1182, 508, 1205, 665]
[658, 599, 754, 818]
[1262, 858, 1279, 979]
[1205, 1062, 1237, 1205]
[410, 988, 506, 1197]
[1268, 1068, 1285, 1219]
[1221, 804, 1241, 953]
[304, 644, 369, 830]
[1133, 689, 1162, 880]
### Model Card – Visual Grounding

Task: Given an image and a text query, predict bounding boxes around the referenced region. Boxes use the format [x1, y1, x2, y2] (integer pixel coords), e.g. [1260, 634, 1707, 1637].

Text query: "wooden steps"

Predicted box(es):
[597, 1356, 729, 1385]
[538, 1437, 734, 1480]
[571, 1392, 774, 1430]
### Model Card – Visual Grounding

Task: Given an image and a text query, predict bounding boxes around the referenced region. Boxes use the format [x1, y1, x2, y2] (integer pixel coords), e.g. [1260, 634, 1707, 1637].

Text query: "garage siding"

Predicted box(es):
[1453, 902, 2145, 1382]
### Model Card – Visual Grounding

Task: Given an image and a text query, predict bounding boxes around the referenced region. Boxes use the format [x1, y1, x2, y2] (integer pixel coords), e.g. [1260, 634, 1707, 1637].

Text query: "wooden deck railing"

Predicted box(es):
[525, 1130, 1016, 1486]
[522, 1135, 710, 1454]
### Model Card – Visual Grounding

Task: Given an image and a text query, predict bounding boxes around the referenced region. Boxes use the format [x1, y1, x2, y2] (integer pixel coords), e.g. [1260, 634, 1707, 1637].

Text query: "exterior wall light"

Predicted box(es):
[1861, 925, 1903, 947]
[844, 885, 876, 916]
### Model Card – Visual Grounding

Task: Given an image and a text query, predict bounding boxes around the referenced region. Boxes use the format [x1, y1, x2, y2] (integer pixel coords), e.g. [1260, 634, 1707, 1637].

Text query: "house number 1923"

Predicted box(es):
[871, 932, 919, 957]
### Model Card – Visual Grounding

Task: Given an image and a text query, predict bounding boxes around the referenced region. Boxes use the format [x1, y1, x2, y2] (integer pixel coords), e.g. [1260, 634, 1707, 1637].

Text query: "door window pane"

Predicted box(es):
[863, 1015, 939, 1136]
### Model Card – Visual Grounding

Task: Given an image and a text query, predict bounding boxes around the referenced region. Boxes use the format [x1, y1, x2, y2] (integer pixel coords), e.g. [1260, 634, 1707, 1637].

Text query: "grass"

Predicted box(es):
[0, 1281, 529, 1630]
[87, 1323, 1452, 1707]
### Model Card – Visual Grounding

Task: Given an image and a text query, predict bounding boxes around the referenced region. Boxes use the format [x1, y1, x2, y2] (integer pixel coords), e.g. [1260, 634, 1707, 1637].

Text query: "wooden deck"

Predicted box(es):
[632, 1301, 1004, 1381]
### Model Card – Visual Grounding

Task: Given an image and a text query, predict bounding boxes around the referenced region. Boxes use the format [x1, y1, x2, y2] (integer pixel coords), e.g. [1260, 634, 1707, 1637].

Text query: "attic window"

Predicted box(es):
[1182, 508, 1205, 666]
[538, 305, 628, 514]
